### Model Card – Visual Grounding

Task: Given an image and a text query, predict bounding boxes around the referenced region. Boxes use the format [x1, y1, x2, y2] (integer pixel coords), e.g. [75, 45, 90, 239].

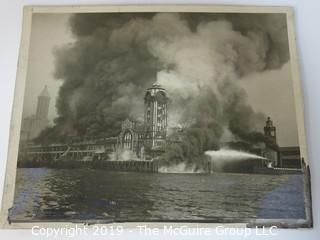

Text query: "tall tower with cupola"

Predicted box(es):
[263, 116, 279, 167]
[144, 83, 168, 149]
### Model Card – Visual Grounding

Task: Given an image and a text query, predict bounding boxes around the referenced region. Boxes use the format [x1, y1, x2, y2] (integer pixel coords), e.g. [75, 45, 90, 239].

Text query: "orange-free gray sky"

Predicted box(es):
[22, 13, 73, 122]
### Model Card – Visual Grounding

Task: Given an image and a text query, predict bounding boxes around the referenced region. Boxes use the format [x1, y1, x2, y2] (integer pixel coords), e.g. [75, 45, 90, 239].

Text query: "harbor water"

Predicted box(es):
[9, 168, 305, 222]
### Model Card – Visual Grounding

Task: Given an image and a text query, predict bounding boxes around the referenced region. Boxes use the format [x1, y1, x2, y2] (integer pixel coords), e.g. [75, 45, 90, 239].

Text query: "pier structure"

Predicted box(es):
[18, 137, 116, 166]
[17, 84, 303, 172]
[18, 136, 160, 172]
[18, 83, 175, 172]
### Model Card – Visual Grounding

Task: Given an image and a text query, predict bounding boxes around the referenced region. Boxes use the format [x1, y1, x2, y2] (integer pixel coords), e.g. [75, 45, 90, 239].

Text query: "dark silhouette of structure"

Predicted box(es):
[20, 86, 51, 141]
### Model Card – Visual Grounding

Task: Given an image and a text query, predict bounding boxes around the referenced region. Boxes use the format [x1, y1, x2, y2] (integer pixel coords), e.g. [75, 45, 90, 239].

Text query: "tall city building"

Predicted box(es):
[117, 83, 169, 159]
[20, 86, 51, 142]
[144, 84, 168, 149]
[36, 85, 50, 120]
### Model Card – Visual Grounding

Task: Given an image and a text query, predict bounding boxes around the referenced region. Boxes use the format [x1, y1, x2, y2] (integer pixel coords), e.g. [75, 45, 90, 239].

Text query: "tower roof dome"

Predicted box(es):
[145, 83, 166, 96]
[148, 83, 165, 90]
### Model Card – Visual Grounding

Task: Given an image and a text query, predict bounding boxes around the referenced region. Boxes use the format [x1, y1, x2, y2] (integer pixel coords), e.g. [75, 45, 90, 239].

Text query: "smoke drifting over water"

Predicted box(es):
[36, 13, 288, 166]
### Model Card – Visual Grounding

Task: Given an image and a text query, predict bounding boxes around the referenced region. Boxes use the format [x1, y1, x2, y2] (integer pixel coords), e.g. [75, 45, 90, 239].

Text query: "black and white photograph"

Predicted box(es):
[0, 5, 313, 227]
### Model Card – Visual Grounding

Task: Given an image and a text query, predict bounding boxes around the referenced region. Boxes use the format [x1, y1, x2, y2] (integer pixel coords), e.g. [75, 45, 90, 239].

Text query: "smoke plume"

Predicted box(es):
[35, 13, 289, 164]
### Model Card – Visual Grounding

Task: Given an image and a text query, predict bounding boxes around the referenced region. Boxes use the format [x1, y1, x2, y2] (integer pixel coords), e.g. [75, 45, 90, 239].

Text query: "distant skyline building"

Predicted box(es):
[19, 85, 302, 169]
[36, 86, 50, 120]
[20, 86, 51, 142]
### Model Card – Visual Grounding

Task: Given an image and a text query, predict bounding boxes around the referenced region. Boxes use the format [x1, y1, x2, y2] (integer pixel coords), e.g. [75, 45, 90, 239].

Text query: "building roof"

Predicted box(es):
[279, 146, 300, 151]
[146, 83, 166, 92]
[39, 85, 50, 98]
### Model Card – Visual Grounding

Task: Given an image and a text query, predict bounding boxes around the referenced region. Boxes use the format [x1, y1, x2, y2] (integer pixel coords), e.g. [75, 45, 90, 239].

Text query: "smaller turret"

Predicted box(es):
[264, 116, 276, 143]
[263, 116, 279, 167]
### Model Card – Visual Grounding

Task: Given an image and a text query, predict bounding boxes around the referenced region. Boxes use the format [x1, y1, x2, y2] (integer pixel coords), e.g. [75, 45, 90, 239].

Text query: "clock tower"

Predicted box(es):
[144, 84, 168, 149]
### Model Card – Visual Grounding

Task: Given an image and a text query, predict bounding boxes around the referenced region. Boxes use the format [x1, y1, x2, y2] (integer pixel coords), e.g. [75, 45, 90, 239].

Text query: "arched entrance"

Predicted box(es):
[122, 131, 133, 150]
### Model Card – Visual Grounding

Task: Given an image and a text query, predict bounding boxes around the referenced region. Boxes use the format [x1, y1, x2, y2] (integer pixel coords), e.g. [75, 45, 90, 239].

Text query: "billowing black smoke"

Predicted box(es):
[35, 13, 288, 163]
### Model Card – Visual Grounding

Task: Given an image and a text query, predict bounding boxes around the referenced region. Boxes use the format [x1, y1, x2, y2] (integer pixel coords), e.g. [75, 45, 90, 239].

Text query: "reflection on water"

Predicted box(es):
[10, 168, 305, 222]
